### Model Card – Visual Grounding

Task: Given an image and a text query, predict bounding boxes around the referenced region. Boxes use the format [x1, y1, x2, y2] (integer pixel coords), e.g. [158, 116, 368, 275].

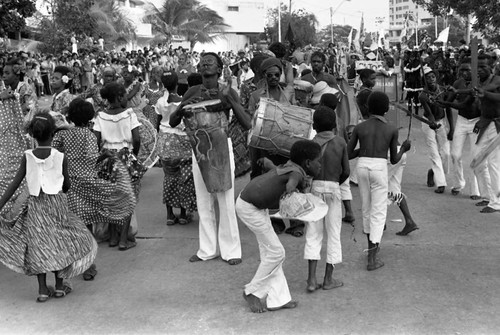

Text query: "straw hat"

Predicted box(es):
[310, 81, 339, 105]
[274, 192, 328, 222]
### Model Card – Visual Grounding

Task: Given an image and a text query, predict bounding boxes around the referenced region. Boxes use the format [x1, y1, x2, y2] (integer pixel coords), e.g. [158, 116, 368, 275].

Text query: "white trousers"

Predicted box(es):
[451, 115, 480, 196]
[473, 123, 500, 210]
[340, 179, 352, 200]
[304, 181, 342, 264]
[421, 119, 450, 187]
[357, 158, 388, 244]
[236, 197, 292, 309]
[192, 139, 241, 261]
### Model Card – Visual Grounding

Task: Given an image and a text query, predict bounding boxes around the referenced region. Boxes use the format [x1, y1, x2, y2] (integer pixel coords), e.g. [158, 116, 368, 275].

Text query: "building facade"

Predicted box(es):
[388, 0, 433, 44]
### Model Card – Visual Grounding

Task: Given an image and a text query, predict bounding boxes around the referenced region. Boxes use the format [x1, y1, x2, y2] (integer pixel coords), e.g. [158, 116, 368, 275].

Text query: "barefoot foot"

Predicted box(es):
[243, 292, 266, 313]
[396, 223, 419, 236]
[268, 300, 298, 311]
[322, 278, 343, 290]
[306, 281, 322, 293]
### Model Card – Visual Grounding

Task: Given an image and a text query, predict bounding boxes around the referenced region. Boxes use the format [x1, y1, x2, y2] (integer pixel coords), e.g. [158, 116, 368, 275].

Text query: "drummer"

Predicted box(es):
[248, 57, 306, 236]
[169, 52, 250, 265]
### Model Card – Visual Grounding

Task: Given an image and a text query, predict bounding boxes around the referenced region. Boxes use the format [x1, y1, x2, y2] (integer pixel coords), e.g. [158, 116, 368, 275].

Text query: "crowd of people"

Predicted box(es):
[0, 37, 498, 313]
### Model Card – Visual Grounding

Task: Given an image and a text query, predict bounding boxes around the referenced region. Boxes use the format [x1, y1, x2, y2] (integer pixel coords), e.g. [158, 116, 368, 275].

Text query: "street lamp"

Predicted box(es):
[330, 0, 351, 44]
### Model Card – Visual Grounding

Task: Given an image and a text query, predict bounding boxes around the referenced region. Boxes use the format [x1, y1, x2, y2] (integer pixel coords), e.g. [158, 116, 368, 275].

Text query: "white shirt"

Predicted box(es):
[25, 149, 64, 196]
[93, 108, 141, 150]
[155, 92, 184, 134]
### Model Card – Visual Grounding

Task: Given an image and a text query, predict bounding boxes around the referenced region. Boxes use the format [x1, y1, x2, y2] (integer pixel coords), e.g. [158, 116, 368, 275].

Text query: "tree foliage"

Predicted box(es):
[316, 25, 354, 48]
[142, 0, 228, 50]
[266, 5, 318, 48]
[35, 0, 136, 54]
[0, 0, 36, 37]
[414, 0, 500, 36]
[421, 16, 467, 46]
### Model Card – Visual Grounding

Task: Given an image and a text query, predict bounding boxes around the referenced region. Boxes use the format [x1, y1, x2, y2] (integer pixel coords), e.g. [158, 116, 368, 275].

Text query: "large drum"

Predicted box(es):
[183, 99, 232, 193]
[249, 98, 315, 157]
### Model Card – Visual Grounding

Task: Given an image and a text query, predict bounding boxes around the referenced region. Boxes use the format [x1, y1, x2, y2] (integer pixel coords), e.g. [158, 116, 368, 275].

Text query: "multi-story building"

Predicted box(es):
[388, 0, 434, 44]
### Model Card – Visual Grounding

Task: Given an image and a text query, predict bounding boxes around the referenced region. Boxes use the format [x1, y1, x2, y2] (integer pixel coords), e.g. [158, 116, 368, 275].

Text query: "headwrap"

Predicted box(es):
[260, 57, 282, 74]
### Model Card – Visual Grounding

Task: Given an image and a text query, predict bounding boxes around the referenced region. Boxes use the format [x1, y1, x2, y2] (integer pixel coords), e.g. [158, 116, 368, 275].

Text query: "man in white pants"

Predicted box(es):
[472, 55, 500, 213]
[170, 52, 252, 264]
[419, 66, 452, 194]
[440, 61, 483, 200]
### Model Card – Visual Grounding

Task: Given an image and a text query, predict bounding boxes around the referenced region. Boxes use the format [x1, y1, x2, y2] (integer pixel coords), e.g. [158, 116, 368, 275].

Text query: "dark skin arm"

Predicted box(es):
[126, 82, 142, 101]
[169, 87, 203, 128]
[222, 87, 252, 130]
[285, 171, 302, 194]
[0, 155, 26, 211]
[62, 155, 71, 193]
[419, 93, 440, 130]
[445, 105, 454, 141]
[339, 145, 350, 185]
[389, 130, 410, 165]
[347, 127, 359, 160]
[131, 127, 140, 156]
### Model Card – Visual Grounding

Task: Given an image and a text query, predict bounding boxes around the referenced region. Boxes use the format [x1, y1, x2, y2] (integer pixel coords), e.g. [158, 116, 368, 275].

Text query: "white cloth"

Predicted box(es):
[25, 149, 64, 196]
[192, 139, 241, 260]
[240, 69, 254, 83]
[473, 123, 500, 210]
[357, 157, 388, 244]
[387, 151, 406, 205]
[93, 109, 141, 150]
[236, 196, 292, 309]
[340, 179, 352, 200]
[155, 93, 184, 135]
[451, 115, 480, 196]
[304, 181, 342, 265]
[421, 118, 450, 187]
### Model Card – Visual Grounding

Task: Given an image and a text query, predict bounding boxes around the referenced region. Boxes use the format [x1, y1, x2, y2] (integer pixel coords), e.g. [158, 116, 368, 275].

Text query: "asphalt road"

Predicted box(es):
[1, 110, 499, 335]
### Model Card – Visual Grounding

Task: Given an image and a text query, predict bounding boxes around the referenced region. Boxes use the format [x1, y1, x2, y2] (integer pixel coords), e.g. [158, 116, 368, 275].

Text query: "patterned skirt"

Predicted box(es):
[157, 131, 197, 212]
[228, 117, 251, 178]
[0, 193, 97, 278]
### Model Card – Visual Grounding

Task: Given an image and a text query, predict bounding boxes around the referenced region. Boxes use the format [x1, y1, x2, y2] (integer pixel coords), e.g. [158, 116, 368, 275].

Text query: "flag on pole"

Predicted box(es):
[400, 15, 408, 43]
[359, 13, 365, 46]
[347, 28, 353, 50]
[353, 29, 360, 52]
[435, 27, 450, 44]
[285, 21, 295, 45]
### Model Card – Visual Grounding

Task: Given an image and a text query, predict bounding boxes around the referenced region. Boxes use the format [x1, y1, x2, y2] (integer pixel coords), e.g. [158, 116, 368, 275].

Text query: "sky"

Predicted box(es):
[286, 0, 389, 31]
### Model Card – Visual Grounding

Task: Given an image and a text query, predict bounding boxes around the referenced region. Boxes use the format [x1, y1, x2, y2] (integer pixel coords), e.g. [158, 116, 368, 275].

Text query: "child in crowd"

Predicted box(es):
[236, 140, 322, 313]
[347, 92, 411, 271]
[0, 113, 97, 302]
[305, 107, 349, 292]
[156, 72, 197, 225]
[94, 82, 141, 250]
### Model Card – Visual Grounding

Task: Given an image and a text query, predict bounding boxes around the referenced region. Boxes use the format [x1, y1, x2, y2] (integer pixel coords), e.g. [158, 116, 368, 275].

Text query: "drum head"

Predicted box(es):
[183, 99, 222, 110]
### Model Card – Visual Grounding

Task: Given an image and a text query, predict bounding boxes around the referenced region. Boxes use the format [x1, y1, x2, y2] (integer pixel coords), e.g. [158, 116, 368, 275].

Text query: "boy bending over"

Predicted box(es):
[347, 92, 411, 271]
[236, 140, 322, 313]
[304, 107, 350, 292]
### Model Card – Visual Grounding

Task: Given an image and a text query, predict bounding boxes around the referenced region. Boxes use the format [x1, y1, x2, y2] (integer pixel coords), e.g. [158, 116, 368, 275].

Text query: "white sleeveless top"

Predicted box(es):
[93, 108, 141, 150]
[25, 149, 64, 196]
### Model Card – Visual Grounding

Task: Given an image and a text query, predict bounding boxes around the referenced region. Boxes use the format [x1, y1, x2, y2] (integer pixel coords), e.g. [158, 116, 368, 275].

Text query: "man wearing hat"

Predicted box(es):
[248, 57, 306, 236]
[419, 65, 452, 194]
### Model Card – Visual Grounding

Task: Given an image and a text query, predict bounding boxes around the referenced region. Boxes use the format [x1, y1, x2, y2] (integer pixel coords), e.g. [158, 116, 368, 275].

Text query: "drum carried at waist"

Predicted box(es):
[183, 99, 232, 193]
[249, 98, 315, 157]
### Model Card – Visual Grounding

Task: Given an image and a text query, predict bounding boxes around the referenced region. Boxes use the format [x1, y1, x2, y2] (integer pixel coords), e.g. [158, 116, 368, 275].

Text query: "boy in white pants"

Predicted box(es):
[304, 107, 350, 292]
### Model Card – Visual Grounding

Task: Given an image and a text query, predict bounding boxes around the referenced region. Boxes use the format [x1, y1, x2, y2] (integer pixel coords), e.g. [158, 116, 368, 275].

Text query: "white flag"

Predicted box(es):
[347, 28, 353, 50]
[435, 27, 450, 43]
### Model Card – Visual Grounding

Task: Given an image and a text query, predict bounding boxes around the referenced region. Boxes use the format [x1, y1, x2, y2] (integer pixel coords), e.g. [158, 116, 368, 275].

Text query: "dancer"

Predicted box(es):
[142, 66, 165, 129]
[156, 71, 197, 225]
[236, 140, 322, 313]
[94, 82, 142, 250]
[347, 92, 411, 270]
[170, 52, 249, 265]
[437, 60, 482, 199]
[472, 55, 500, 213]
[305, 107, 349, 292]
[419, 65, 452, 194]
[50, 66, 74, 116]
[0, 113, 97, 302]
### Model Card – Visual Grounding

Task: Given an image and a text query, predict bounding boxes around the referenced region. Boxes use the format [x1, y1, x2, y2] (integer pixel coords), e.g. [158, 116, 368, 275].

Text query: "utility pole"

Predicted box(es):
[289, 0, 292, 14]
[330, 7, 333, 44]
[278, 0, 282, 42]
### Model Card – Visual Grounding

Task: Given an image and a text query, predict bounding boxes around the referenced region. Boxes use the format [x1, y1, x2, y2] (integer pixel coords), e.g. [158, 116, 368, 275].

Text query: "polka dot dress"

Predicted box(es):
[142, 84, 165, 128]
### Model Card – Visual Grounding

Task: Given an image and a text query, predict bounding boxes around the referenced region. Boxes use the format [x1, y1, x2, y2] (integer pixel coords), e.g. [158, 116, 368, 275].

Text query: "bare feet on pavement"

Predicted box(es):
[322, 278, 343, 290]
[228, 258, 242, 265]
[189, 254, 203, 262]
[243, 292, 266, 313]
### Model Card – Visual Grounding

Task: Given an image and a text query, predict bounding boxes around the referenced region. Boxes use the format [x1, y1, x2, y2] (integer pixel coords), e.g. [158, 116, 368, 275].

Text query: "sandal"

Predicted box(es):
[178, 217, 189, 225]
[470, 195, 481, 200]
[83, 264, 97, 281]
[451, 188, 460, 196]
[118, 241, 137, 251]
[480, 206, 498, 213]
[166, 218, 177, 226]
[36, 287, 54, 303]
[476, 200, 489, 207]
[54, 285, 72, 298]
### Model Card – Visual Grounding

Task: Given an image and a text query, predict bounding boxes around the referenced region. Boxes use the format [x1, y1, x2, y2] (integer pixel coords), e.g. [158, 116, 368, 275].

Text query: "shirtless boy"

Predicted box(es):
[236, 140, 322, 313]
[305, 107, 349, 292]
[347, 91, 411, 270]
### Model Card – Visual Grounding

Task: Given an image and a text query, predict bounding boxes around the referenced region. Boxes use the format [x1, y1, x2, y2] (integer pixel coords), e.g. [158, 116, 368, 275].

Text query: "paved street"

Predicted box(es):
[1, 113, 499, 335]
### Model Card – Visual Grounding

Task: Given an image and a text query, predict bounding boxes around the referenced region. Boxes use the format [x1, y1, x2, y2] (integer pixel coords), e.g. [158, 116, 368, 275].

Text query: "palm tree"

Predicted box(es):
[142, 0, 229, 50]
[89, 0, 137, 46]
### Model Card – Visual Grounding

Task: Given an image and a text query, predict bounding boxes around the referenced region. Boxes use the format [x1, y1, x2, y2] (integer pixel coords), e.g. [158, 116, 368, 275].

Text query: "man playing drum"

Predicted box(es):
[247, 57, 305, 236]
[170, 52, 251, 265]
